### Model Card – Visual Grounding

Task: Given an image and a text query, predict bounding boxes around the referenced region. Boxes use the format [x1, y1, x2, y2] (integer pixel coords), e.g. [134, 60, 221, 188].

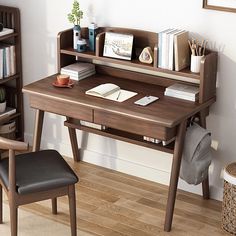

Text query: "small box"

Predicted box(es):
[88, 23, 98, 52]
[0, 121, 16, 139]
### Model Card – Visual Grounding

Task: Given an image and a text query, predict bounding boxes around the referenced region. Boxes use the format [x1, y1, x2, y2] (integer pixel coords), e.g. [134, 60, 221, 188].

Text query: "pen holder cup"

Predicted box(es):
[190, 55, 204, 73]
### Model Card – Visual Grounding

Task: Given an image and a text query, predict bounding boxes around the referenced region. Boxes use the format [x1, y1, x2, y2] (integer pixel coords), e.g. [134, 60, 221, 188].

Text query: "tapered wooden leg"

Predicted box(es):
[52, 198, 57, 215]
[199, 111, 210, 199]
[33, 109, 44, 152]
[10, 203, 18, 236]
[0, 186, 2, 224]
[67, 118, 80, 162]
[68, 185, 77, 236]
[164, 120, 187, 232]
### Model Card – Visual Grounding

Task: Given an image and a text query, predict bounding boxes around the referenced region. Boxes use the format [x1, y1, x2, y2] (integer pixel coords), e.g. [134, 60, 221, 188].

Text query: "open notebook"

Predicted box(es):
[85, 83, 137, 102]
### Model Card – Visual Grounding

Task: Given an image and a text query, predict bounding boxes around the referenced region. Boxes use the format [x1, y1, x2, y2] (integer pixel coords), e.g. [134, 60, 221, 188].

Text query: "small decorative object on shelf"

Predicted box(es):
[88, 22, 98, 52]
[139, 47, 154, 64]
[77, 38, 87, 52]
[67, 0, 84, 50]
[188, 39, 207, 73]
[103, 32, 134, 61]
[0, 86, 6, 112]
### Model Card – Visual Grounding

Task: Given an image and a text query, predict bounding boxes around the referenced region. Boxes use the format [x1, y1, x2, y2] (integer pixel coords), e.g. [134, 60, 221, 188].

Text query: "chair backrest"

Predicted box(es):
[0, 137, 28, 193]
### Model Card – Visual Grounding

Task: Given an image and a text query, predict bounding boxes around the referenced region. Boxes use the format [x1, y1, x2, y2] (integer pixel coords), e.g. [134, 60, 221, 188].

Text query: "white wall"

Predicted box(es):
[1, 0, 236, 201]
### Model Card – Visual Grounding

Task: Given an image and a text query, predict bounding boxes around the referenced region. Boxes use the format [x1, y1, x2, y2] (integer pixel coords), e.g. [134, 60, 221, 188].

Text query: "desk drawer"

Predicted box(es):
[30, 96, 93, 122]
[94, 110, 176, 141]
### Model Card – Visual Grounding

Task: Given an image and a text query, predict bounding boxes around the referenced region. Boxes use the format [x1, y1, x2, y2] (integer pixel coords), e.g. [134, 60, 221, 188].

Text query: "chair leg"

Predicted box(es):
[9, 203, 18, 236]
[52, 198, 57, 215]
[0, 186, 2, 224]
[68, 185, 77, 236]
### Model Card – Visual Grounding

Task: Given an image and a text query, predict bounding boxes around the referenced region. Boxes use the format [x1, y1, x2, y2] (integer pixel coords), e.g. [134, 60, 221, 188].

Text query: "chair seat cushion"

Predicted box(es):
[0, 150, 78, 194]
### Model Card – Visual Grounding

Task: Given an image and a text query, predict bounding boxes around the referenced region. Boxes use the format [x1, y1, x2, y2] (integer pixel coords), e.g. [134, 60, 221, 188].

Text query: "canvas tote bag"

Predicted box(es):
[180, 123, 212, 185]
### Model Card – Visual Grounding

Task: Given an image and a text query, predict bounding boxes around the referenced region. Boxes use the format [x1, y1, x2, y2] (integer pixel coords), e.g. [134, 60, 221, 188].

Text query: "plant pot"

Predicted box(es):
[0, 101, 6, 113]
[73, 25, 81, 50]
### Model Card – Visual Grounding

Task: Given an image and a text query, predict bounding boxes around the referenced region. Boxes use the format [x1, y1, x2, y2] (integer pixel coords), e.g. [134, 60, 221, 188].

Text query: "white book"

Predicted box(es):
[162, 137, 175, 146]
[164, 90, 198, 102]
[165, 83, 199, 97]
[80, 120, 106, 130]
[161, 29, 176, 69]
[0, 28, 14, 37]
[158, 28, 173, 68]
[9, 45, 16, 76]
[0, 107, 16, 118]
[0, 48, 3, 79]
[61, 69, 95, 79]
[4, 46, 11, 77]
[69, 71, 96, 81]
[85, 83, 137, 102]
[61, 62, 95, 74]
[168, 30, 185, 71]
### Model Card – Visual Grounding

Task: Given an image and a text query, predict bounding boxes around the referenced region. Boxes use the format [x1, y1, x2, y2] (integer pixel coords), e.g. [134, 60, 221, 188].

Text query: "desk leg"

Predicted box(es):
[199, 111, 210, 199]
[67, 118, 80, 162]
[164, 120, 187, 232]
[32, 109, 44, 152]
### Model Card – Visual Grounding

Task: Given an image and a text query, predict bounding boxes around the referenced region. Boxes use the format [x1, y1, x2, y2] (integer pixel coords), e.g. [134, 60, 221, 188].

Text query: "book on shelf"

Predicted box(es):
[164, 83, 199, 101]
[60, 62, 95, 81]
[158, 28, 189, 71]
[0, 28, 14, 37]
[85, 83, 137, 102]
[0, 44, 16, 79]
[80, 120, 106, 130]
[143, 135, 175, 146]
[143, 136, 161, 144]
[174, 31, 190, 71]
[0, 107, 16, 119]
[162, 137, 175, 146]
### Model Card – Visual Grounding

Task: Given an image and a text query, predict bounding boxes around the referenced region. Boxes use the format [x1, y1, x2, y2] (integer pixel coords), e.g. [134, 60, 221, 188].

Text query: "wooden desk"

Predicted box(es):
[23, 69, 215, 232]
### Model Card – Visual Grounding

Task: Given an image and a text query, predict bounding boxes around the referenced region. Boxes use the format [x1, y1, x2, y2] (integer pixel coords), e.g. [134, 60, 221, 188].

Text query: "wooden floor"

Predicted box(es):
[5, 159, 227, 236]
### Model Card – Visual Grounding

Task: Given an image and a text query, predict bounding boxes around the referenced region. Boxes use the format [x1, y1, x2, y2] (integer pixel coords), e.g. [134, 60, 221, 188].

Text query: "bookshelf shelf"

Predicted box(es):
[0, 32, 18, 41]
[0, 74, 20, 85]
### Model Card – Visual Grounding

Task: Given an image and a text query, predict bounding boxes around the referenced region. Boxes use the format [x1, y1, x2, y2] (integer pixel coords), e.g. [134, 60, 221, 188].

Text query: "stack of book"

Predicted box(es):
[0, 28, 14, 37]
[143, 136, 175, 146]
[164, 83, 199, 102]
[158, 29, 189, 71]
[80, 120, 106, 130]
[0, 44, 16, 79]
[60, 62, 95, 81]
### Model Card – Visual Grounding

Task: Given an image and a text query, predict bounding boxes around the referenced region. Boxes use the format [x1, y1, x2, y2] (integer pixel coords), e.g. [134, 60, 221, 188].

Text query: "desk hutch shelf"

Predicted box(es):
[0, 6, 24, 141]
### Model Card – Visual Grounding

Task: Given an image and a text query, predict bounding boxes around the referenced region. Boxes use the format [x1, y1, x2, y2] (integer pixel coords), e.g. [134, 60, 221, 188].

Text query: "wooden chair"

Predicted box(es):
[0, 137, 78, 236]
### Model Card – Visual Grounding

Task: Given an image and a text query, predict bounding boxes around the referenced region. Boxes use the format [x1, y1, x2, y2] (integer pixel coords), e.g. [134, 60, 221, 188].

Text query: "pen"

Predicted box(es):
[116, 91, 121, 100]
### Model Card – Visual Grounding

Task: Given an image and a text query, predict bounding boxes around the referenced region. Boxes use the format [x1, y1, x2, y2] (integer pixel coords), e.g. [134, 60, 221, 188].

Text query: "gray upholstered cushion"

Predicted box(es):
[0, 150, 78, 194]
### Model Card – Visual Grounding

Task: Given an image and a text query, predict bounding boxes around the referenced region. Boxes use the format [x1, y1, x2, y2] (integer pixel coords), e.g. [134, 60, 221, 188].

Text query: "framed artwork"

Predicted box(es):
[103, 32, 133, 60]
[203, 0, 236, 13]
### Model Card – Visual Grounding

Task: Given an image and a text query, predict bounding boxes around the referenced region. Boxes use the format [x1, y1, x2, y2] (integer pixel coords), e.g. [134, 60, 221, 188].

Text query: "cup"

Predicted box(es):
[190, 55, 204, 73]
[57, 74, 70, 85]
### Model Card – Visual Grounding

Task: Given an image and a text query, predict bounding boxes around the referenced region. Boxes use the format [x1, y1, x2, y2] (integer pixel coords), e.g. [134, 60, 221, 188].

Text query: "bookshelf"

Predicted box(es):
[0, 5, 24, 141]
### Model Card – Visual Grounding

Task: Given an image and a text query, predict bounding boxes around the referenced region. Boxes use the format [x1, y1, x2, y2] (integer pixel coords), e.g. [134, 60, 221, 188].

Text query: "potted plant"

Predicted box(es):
[0, 87, 6, 113]
[68, 0, 84, 50]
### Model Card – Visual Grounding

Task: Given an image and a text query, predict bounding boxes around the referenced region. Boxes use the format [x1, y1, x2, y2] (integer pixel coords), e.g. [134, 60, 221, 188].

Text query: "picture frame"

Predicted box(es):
[103, 32, 134, 61]
[203, 0, 236, 13]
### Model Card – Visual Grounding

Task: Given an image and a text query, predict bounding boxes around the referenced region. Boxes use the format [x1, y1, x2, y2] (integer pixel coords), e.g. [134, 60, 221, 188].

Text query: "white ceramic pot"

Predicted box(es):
[0, 101, 6, 113]
[190, 55, 204, 73]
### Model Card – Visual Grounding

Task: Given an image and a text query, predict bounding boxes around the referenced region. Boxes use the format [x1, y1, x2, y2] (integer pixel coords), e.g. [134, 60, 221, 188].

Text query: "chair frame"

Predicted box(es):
[0, 137, 77, 236]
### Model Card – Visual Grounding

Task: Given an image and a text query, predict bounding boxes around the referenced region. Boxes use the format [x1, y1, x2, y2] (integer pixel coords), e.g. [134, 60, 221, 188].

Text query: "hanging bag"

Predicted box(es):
[180, 122, 212, 185]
